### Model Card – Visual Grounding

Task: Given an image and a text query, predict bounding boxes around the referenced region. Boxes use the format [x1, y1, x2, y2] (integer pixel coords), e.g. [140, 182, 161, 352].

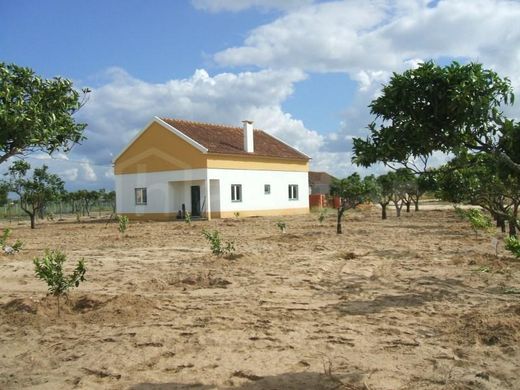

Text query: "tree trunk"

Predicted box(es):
[381, 204, 387, 220]
[336, 207, 345, 234]
[414, 199, 419, 211]
[509, 220, 517, 237]
[406, 202, 411, 213]
[30, 213, 36, 229]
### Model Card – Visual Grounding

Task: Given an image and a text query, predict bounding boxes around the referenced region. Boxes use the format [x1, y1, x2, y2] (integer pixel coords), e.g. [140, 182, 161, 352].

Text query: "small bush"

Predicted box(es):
[1, 228, 23, 255]
[33, 249, 86, 316]
[202, 229, 235, 257]
[233, 212, 240, 218]
[318, 209, 327, 224]
[505, 236, 520, 258]
[117, 215, 129, 235]
[184, 211, 192, 224]
[454, 207, 493, 237]
[276, 221, 287, 233]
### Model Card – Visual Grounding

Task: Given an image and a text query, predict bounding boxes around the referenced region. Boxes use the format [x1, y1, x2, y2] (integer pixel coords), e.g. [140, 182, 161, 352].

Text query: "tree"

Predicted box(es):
[0, 62, 89, 165]
[2, 161, 65, 228]
[352, 61, 516, 173]
[365, 174, 393, 220]
[331, 173, 371, 234]
[435, 153, 520, 237]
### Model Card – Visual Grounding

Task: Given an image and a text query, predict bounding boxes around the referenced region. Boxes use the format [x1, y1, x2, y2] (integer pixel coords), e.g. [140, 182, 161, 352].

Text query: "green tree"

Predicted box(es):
[2, 161, 65, 228]
[0, 62, 89, 165]
[352, 61, 516, 173]
[331, 173, 370, 234]
[365, 174, 393, 220]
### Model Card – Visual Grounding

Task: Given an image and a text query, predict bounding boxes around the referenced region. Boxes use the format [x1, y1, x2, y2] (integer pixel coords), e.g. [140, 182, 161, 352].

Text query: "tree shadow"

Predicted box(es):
[130, 383, 213, 390]
[329, 276, 462, 316]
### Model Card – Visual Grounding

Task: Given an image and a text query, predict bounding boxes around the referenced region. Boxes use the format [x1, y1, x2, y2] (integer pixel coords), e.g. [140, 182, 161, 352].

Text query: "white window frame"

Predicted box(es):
[264, 184, 271, 195]
[135, 187, 147, 205]
[288, 184, 298, 200]
[231, 184, 242, 202]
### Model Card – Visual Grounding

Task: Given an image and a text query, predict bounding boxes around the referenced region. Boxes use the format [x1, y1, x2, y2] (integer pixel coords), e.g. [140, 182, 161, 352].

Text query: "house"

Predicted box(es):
[113, 117, 311, 220]
[309, 171, 336, 195]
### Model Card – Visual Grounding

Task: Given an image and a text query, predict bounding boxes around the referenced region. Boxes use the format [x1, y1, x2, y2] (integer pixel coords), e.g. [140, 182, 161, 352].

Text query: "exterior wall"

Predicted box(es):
[207, 154, 308, 172]
[115, 169, 207, 218]
[207, 168, 309, 215]
[114, 122, 208, 174]
[115, 168, 309, 219]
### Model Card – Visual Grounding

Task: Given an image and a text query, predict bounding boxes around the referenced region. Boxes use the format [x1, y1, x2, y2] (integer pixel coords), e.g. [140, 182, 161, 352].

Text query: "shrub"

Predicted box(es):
[202, 229, 235, 257]
[318, 209, 327, 224]
[233, 212, 240, 218]
[33, 249, 86, 316]
[184, 211, 192, 224]
[465, 209, 493, 237]
[0, 228, 23, 255]
[505, 236, 520, 258]
[276, 221, 287, 233]
[117, 215, 129, 235]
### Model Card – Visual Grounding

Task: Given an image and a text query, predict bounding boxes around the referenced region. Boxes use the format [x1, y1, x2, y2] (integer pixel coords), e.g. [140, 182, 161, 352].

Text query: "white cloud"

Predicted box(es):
[61, 168, 79, 181]
[76, 66, 325, 165]
[191, 0, 314, 13]
[80, 161, 97, 182]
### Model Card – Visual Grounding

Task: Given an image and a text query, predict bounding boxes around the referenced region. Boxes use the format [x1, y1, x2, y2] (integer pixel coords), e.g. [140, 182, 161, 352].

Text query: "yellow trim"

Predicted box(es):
[114, 122, 208, 174]
[214, 208, 309, 218]
[122, 208, 308, 221]
[207, 155, 309, 172]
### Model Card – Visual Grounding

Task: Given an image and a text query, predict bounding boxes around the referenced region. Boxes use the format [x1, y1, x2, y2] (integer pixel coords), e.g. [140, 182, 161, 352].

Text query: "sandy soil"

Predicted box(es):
[1, 206, 519, 389]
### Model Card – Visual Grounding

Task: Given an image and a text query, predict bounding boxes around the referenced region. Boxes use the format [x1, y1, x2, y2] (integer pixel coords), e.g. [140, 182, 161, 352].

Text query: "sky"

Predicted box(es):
[1, 0, 520, 190]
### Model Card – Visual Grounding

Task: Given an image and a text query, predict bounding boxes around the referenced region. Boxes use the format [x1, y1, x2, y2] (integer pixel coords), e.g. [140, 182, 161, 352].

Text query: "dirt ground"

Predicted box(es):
[1, 206, 519, 389]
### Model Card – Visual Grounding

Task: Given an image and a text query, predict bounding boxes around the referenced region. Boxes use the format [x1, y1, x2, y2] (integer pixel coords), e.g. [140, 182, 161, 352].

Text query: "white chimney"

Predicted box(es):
[242, 120, 254, 153]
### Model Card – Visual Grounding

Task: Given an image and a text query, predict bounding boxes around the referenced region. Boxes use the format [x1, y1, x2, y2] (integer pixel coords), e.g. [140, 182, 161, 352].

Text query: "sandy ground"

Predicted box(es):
[1, 206, 519, 390]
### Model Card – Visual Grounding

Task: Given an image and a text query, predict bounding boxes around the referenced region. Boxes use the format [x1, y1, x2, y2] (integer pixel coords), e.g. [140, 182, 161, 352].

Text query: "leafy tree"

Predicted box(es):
[0, 62, 90, 164]
[435, 153, 520, 236]
[331, 173, 371, 234]
[2, 161, 65, 228]
[365, 174, 393, 220]
[33, 249, 86, 316]
[352, 61, 516, 173]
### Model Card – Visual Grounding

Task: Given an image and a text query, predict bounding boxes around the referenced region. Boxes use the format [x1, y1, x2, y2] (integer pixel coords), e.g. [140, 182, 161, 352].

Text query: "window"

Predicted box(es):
[264, 184, 271, 194]
[288, 184, 298, 200]
[231, 184, 242, 202]
[135, 188, 147, 205]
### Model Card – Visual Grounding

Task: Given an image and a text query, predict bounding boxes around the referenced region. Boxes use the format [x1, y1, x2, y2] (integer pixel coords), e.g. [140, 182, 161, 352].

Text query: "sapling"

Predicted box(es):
[276, 221, 287, 233]
[465, 209, 493, 238]
[117, 215, 129, 236]
[505, 236, 520, 258]
[318, 209, 327, 224]
[33, 249, 86, 316]
[0, 228, 23, 255]
[202, 229, 235, 257]
[184, 211, 192, 224]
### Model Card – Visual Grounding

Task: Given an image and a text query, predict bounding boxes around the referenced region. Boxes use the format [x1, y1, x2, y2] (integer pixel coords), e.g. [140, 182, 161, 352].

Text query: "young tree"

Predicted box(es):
[2, 161, 65, 228]
[352, 61, 516, 173]
[331, 173, 370, 234]
[365, 174, 393, 220]
[0, 62, 90, 165]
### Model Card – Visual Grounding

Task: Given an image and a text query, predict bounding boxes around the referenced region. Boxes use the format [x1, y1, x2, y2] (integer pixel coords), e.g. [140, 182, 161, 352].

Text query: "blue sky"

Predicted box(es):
[1, 0, 520, 190]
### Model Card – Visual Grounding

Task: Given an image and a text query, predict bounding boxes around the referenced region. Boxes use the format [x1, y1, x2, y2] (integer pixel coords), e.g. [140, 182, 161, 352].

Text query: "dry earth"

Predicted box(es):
[1, 206, 520, 389]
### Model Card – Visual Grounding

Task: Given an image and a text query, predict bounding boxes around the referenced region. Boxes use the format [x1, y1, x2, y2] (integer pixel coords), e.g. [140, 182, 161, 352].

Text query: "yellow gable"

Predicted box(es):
[114, 121, 208, 174]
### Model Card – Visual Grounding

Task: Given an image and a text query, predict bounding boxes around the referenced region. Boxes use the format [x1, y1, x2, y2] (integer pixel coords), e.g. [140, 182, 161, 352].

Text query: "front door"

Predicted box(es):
[191, 186, 201, 217]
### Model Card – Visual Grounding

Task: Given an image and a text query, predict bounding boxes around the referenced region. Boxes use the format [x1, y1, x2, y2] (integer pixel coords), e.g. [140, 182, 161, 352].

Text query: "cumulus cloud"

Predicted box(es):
[191, 0, 314, 13]
[75, 67, 324, 165]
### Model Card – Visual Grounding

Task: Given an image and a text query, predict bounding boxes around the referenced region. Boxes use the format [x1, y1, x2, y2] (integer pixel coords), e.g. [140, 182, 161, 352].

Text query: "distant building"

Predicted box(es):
[309, 171, 336, 195]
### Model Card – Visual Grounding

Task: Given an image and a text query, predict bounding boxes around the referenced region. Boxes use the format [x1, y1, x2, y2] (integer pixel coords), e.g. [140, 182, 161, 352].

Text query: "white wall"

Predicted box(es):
[207, 169, 309, 212]
[115, 169, 206, 214]
[115, 168, 309, 215]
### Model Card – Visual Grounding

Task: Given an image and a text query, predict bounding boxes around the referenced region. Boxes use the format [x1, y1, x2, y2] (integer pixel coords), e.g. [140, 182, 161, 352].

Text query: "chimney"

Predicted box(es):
[242, 120, 254, 153]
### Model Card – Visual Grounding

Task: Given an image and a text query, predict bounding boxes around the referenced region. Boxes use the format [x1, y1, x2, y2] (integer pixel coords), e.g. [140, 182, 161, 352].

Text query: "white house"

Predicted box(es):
[113, 117, 310, 220]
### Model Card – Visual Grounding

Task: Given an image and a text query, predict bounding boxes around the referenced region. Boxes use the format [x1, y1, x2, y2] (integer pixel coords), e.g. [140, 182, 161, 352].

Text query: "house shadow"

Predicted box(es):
[130, 371, 351, 390]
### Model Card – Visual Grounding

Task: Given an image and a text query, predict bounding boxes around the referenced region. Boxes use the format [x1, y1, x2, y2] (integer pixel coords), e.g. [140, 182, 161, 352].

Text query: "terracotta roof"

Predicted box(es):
[308, 171, 336, 185]
[161, 118, 309, 161]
